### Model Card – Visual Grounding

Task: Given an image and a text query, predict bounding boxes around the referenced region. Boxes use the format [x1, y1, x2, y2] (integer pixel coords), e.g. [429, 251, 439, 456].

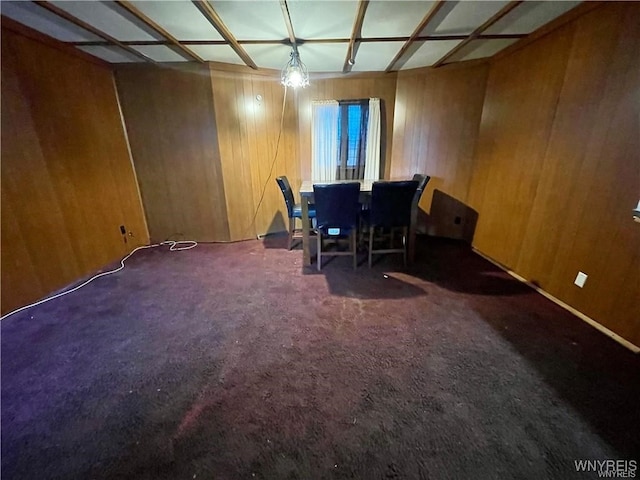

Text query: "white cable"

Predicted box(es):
[0, 240, 197, 322]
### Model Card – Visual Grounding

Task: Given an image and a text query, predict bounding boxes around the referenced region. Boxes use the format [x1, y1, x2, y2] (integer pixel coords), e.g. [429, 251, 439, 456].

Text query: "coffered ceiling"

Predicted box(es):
[1, 0, 582, 72]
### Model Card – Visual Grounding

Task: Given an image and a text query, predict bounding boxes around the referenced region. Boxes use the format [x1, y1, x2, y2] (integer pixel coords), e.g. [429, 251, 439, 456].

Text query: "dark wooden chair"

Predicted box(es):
[276, 176, 316, 250]
[313, 182, 361, 271]
[411, 173, 431, 229]
[366, 180, 419, 267]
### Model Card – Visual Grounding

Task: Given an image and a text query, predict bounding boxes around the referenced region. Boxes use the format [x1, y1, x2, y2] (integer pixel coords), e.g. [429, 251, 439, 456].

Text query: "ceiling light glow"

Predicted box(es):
[281, 47, 309, 89]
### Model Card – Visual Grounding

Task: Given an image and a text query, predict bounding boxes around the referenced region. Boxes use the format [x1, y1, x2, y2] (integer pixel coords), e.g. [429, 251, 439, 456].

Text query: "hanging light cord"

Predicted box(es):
[246, 84, 289, 237]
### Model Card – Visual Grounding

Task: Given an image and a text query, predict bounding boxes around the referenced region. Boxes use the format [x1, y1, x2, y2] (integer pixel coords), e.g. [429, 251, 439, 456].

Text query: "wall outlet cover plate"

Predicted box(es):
[574, 271, 588, 288]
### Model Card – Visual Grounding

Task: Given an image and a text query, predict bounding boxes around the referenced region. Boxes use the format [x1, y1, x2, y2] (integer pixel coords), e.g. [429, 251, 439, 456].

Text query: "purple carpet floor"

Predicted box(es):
[2, 236, 639, 479]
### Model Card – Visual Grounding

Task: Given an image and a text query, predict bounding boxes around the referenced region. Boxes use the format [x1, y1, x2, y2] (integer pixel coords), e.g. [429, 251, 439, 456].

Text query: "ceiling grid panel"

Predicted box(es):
[1, 0, 585, 68]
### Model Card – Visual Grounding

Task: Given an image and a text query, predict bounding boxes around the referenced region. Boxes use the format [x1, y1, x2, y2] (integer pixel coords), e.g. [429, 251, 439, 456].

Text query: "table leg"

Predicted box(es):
[408, 223, 416, 264]
[302, 197, 311, 266]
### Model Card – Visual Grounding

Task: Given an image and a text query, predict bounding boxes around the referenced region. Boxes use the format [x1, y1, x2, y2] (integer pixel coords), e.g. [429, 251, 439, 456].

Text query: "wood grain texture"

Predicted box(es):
[467, 2, 640, 346]
[115, 64, 230, 242]
[210, 69, 299, 240]
[1, 27, 149, 314]
[390, 62, 489, 238]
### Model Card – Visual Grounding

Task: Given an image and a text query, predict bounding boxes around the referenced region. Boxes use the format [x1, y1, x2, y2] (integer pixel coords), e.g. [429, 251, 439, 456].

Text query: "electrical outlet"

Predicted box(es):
[574, 271, 588, 288]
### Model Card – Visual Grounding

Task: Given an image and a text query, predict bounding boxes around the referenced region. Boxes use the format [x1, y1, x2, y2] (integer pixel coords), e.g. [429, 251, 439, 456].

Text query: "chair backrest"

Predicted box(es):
[370, 180, 419, 227]
[313, 182, 361, 234]
[412, 173, 431, 204]
[276, 176, 295, 218]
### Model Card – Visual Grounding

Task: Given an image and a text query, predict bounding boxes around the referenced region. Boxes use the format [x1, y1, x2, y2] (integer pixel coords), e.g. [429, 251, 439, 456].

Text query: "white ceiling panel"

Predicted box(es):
[298, 43, 348, 72]
[351, 42, 403, 72]
[78, 45, 142, 63]
[399, 39, 463, 70]
[0, 1, 101, 42]
[51, 1, 160, 41]
[129, 1, 223, 41]
[446, 38, 518, 63]
[243, 44, 293, 70]
[485, 1, 581, 35]
[418, 1, 457, 36]
[131, 45, 189, 62]
[288, 0, 358, 39]
[211, 1, 288, 41]
[361, 1, 436, 38]
[188, 44, 245, 64]
[434, 1, 510, 35]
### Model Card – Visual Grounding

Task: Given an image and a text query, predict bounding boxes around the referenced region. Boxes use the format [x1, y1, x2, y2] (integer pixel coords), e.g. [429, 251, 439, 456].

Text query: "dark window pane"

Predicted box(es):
[347, 105, 361, 167]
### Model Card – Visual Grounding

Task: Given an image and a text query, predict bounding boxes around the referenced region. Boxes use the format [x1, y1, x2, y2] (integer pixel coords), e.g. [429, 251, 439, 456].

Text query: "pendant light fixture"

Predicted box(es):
[281, 46, 309, 89]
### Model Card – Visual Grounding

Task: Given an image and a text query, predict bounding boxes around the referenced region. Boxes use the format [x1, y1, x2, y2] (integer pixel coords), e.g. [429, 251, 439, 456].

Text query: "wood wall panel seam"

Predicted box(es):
[1, 26, 149, 314]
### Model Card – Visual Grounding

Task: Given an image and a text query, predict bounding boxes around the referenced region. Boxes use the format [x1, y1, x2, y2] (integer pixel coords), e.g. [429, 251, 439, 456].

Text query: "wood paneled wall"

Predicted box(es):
[210, 69, 299, 240]
[467, 2, 640, 346]
[390, 62, 489, 238]
[116, 65, 230, 242]
[1, 27, 148, 314]
[296, 75, 398, 182]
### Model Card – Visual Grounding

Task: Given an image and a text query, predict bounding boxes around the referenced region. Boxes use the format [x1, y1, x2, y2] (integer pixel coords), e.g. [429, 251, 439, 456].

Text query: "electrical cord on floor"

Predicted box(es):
[2, 88, 290, 321]
[0, 240, 197, 322]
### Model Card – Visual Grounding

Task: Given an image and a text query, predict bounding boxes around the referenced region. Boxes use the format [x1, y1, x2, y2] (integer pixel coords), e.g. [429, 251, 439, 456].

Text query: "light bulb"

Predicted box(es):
[289, 70, 302, 88]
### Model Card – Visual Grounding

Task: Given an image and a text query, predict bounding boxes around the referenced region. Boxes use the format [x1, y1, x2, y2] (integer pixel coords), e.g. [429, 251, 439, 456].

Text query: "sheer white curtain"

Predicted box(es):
[311, 100, 339, 182]
[364, 97, 381, 181]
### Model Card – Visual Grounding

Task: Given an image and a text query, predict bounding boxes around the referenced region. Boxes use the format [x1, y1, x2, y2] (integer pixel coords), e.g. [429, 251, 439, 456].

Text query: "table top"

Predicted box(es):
[299, 179, 375, 196]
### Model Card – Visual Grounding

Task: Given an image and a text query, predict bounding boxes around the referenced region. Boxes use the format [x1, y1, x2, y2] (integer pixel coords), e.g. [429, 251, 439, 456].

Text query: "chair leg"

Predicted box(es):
[352, 231, 357, 270]
[288, 217, 295, 250]
[368, 227, 374, 268]
[317, 232, 322, 271]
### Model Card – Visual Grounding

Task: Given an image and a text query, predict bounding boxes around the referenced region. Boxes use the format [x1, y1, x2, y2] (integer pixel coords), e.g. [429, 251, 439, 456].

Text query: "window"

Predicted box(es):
[337, 101, 369, 180]
[311, 98, 381, 183]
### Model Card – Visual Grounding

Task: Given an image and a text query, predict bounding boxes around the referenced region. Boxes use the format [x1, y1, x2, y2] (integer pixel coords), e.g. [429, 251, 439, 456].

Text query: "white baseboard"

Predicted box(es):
[473, 248, 640, 354]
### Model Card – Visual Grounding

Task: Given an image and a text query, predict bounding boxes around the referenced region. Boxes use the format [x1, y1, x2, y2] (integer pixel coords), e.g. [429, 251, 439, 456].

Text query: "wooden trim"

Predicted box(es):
[71, 34, 527, 48]
[474, 249, 640, 354]
[343, 0, 369, 73]
[192, 0, 257, 69]
[397, 57, 489, 76]
[206, 61, 398, 79]
[385, 0, 446, 72]
[111, 73, 151, 241]
[207, 61, 280, 77]
[279, 0, 298, 51]
[432, 0, 523, 68]
[492, 1, 605, 62]
[1, 15, 110, 68]
[309, 70, 398, 80]
[114, 0, 204, 62]
[33, 1, 154, 63]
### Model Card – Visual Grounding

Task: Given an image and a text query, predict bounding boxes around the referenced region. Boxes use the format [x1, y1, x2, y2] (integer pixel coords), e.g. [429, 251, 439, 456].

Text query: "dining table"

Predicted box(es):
[298, 179, 417, 267]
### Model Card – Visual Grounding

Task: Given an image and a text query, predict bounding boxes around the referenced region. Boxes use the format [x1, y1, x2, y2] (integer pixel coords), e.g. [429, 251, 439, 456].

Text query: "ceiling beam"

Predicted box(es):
[33, 1, 154, 63]
[192, 0, 257, 69]
[342, 0, 369, 73]
[384, 0, 447, 72]
[432, 0, 523, 67]
[279, 0, 298, 52]
[114, 0, 204, 62]
[1, 15, 109, 67]
[70, 34, 527, 48]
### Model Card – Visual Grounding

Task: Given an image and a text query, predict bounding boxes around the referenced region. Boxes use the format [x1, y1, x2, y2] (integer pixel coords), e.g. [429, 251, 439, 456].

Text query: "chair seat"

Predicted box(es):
[292, 204, 316, 218]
